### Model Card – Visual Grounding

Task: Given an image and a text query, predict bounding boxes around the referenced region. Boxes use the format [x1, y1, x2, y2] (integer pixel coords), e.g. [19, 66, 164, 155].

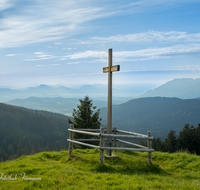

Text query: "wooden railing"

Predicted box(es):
[67, 124, 154, 165]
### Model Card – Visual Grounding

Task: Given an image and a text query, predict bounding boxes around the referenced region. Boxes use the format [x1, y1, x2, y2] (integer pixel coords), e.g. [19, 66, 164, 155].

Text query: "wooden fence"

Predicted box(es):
[67, 124, 154, 165]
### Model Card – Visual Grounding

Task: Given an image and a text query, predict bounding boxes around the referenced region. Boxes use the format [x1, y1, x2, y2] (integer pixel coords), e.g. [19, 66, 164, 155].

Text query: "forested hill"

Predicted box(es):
[100, 97, 200, 139]
[0, 103, 70, 161]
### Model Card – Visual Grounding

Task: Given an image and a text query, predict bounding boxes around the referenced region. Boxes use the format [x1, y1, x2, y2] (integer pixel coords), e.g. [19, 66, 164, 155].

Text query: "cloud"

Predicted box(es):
[26, 43, 200, 63]
[0, 0, 115, 48]
[67, 51, 107, 59]
[36, 65, 46, 67]
[114, 44, 200, 59]
[1, 0, 198, 49]
[49, 64, 60, 66]
[120, 66, 200, 73]
[24, 43, 200, 63]
[25, 52, 56, 61]
[80, 31, 200, 44]
[0, 72, 7, 74]
[64, 44, 200, 61]
[67, 62, 80, 65]
[0, 0, 13, 11]
[34, 52, 55, 59]
[6, 54, 20, 56]
[120, 0, 200, 15]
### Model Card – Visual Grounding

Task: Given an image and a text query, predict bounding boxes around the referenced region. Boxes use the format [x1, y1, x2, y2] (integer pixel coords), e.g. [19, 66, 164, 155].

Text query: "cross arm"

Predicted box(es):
[103, 65, 120, 73]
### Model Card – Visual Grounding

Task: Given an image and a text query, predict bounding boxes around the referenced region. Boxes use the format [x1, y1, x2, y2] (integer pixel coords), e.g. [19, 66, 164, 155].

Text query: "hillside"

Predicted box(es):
[0, 103, 70, 161]
[100, 97, 200, 139]
[0, 149, 199, 189]
[6, 97, 107, 116]
[141, 78, 200, 99]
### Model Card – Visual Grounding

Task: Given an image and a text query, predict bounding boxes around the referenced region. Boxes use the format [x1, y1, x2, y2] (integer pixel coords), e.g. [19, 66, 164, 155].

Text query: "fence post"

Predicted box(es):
[147, 131, 152, 165]
[68, 124, 74, 157]
[113, 127, 117, 152]
[99, 127, 105, 165]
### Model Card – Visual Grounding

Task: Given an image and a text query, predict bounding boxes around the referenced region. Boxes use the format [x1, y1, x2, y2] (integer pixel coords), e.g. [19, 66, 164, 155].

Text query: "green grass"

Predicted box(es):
[0, 149, 200, 189]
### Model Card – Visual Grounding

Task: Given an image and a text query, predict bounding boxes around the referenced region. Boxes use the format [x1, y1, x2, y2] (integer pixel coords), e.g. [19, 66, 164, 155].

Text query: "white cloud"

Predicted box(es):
[36, 65, 46, 67]
[6, 54, 18, 56]
[25, 59, 40, 61]
[0, 0, 198, 49]
[67, 51, 107, 59]
[0, 72, 7, 74]
[67, 62, 80, 65]
[25, 52, 56, 61]
[114, 44, 200, 58]
[0, 0, 13, 11]
[80, 31, 200, 44]
[49, 64, 60, 66]
[120, 0, 200, 15]
[24, 43, 200, 63]
[87, 72, 102, 75]
[65, 44, 200, 61]
[0, 0, 115, 48]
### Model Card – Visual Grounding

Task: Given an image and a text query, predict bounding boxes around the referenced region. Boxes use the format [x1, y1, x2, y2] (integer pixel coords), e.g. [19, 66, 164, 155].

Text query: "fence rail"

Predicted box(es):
[116, 129, 148, 137]
[68, 124, 154, 165]
[68, 129, 100, 136]
[100, 134, 153, 140]
[116, 139, 148, 149]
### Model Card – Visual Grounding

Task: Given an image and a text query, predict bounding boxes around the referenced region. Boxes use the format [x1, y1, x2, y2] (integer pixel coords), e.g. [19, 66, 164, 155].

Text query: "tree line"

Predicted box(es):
[151, 123, 200, 155]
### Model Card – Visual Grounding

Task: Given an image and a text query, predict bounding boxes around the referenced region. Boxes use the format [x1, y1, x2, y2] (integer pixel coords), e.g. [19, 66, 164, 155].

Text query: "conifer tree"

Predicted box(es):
[164, 130, 177, 153]
[68, 96, 102, 146]
[179, 124, 197, 154]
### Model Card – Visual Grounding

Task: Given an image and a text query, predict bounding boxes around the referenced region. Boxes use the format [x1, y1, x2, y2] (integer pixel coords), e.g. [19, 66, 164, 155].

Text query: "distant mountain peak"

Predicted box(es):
[37, 84, 50, 88]
[141, 78, 200, 99]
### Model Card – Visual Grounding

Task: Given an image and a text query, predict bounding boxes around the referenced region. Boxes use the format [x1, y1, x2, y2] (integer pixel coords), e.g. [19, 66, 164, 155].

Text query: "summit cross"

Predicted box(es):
[103, 49, 120, 156]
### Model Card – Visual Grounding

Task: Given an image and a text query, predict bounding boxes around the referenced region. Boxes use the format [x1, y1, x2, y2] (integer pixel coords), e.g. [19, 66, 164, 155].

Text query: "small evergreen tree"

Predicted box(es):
[68, 96, 102, 147]
[164, 130, 177, 153]
[195, 123, 200, 155]
[152, 137, 164, 151]
[179, 124, 197, 154]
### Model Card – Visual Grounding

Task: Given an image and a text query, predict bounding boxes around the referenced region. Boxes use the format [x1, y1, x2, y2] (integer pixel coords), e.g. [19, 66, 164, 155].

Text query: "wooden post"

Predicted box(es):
[147, 131, 152, 165]
[68, 124, 74, 157]
[113, 127, 117, 152]
[107, 49, 112, 156]
[103, 49, 120, 156]
[99, 127, 105, 164]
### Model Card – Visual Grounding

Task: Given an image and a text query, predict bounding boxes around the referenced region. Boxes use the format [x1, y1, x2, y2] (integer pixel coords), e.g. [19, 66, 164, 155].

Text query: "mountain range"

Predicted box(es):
[0, 83, 154, 102]
[2, 78, 200, 140]
[100, 97, 200, 139]
[2, 78, 200, 103]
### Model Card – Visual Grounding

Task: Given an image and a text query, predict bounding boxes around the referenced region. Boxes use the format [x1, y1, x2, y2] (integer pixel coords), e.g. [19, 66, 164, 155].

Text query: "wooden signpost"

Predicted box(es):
[103, 49, 120, 156]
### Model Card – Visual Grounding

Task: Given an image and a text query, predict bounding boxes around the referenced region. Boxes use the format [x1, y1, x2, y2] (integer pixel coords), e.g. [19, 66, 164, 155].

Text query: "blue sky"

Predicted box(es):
[1, 0, 200, 88]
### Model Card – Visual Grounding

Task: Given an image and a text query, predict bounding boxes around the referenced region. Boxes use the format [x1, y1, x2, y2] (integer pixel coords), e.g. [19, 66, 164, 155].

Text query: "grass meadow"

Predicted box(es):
[0, 149, 200, 189]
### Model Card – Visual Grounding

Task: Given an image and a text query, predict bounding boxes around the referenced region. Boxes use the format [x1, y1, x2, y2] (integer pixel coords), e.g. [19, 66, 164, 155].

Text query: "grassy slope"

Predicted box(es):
[0, 150, 200, 190]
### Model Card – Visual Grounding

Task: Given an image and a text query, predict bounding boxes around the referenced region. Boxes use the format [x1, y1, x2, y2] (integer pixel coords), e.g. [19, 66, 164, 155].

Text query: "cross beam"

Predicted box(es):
[103, 49, 120, 156]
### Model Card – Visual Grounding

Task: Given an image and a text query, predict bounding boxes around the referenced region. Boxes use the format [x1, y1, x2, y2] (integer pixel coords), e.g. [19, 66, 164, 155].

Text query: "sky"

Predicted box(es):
[1, 0, 200, 88]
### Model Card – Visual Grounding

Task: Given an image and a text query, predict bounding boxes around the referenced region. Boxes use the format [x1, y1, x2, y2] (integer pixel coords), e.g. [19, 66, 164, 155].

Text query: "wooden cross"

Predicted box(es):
[103, 49, 120, 156]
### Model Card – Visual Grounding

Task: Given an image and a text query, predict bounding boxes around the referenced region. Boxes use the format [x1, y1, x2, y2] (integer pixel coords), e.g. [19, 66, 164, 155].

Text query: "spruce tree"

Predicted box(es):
[179, 124, 197, 154]
[68, 96, 102, 147]
[164, 130, 177, 153]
